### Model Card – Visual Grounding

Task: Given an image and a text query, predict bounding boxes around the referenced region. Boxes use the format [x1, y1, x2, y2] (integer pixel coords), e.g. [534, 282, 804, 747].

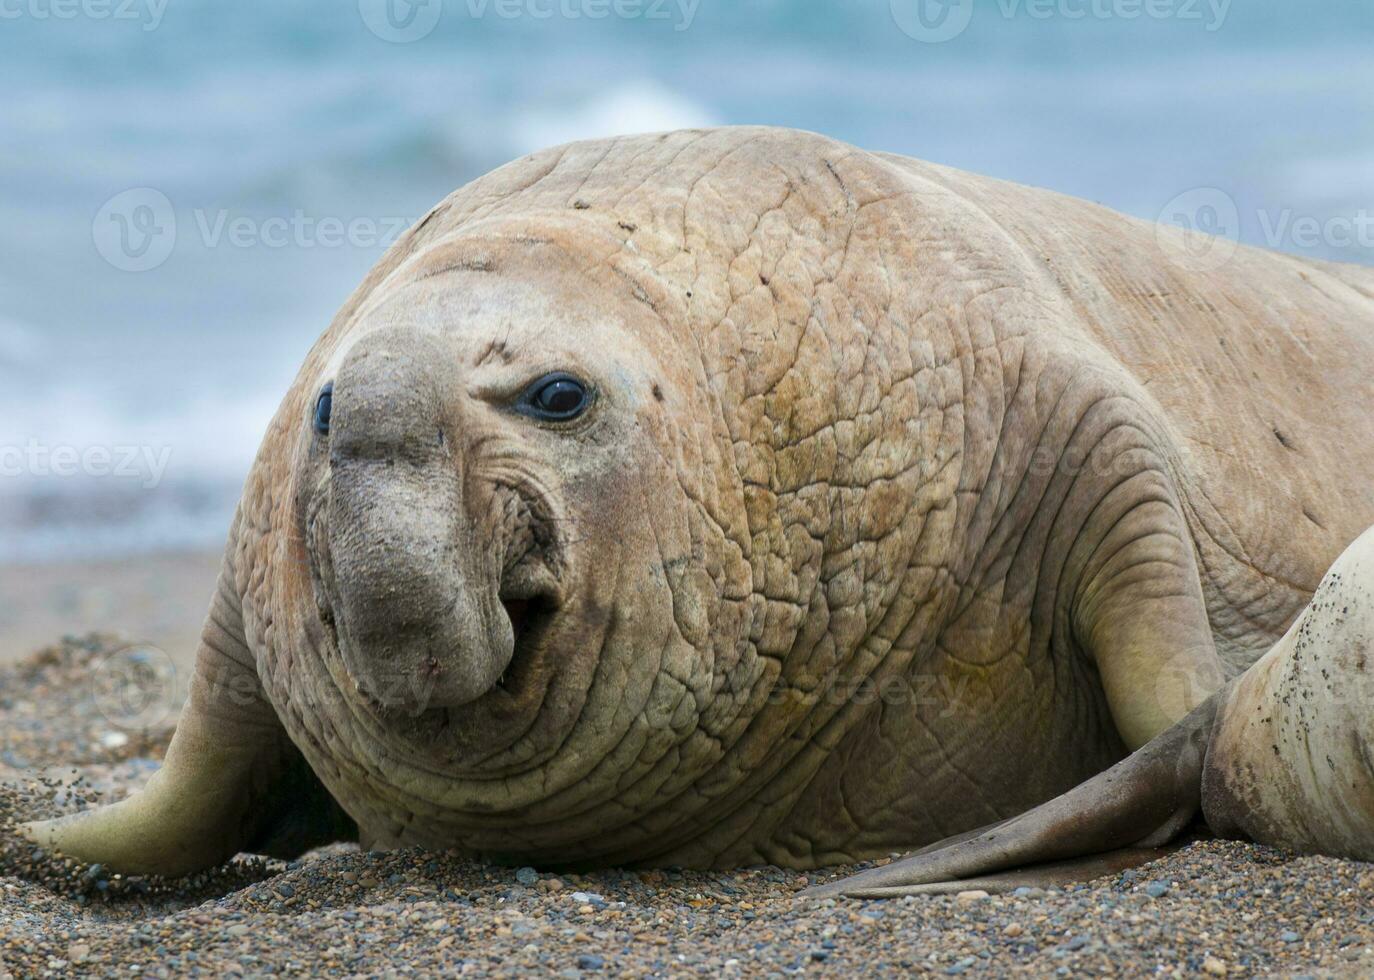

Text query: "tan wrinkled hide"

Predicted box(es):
[251, 128, 1374, 867]
[1204, 526, 1374, 859]
[23, 128, 1374, 875]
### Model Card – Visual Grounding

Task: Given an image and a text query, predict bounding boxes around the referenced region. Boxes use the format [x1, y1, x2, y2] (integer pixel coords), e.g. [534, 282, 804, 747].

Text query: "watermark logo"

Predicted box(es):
[890, 0, 975, 43]
[91, 644, 179, 730]
[358, 0, 442, 42]
[92, 188, 176, 273]
[1152, 650, 1224, 723]
[1155, 187, 1241, 273]
[93, 188, 417, 272]
[0, 0, 169, 31]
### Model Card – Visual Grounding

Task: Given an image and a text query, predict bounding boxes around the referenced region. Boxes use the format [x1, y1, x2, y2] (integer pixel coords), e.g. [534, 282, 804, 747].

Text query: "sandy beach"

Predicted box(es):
[0, 635, 1371, 977]
[0, 552, 220, 670]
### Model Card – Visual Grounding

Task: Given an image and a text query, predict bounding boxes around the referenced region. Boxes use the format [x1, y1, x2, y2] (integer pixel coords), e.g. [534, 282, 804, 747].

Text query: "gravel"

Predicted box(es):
[3, 636, 1373, 977]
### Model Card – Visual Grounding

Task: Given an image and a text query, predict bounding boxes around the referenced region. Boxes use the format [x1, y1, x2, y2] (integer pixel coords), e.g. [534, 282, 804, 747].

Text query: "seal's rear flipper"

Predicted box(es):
[802, 695, 1220, 899]
[21, 529, 356, 877]
[828, 848, 1177, 898]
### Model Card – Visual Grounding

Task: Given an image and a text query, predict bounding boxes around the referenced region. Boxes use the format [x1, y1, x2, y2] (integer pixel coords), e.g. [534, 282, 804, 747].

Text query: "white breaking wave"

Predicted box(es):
[0, 385, 277, 485]
[0, 381, 277, 563]
[1285, 149, 1374, 211]
[509, 80, 717, 155]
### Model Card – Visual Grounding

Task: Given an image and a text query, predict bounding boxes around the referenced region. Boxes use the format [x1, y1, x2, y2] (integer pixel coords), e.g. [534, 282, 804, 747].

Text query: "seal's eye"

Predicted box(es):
[517, 373, 592, 422]
[314, 383, 333, 436]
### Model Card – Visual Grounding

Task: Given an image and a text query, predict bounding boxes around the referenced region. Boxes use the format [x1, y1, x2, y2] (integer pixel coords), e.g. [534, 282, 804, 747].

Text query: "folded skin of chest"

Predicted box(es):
[21, 126, 1374, 897]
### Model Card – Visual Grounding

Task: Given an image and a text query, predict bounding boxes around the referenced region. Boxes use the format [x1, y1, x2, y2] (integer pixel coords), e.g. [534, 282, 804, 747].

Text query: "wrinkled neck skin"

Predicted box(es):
[234, 159, 1039, 868]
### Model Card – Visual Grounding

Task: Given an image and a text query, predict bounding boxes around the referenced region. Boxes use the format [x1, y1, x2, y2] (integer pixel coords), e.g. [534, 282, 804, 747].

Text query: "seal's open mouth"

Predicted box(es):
[494, 588, 556, 697]
[497, 596, 533, 692]
[490, 480, 565, 698]
[502, 597, 533, 650]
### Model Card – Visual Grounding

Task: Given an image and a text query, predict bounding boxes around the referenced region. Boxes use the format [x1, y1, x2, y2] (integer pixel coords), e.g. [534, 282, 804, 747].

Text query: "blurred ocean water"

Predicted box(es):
[0, 0, 1371, 561]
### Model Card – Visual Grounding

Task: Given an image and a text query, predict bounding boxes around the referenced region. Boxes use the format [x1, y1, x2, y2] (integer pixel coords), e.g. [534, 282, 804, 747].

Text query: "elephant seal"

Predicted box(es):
[21, 127, 1374, 893]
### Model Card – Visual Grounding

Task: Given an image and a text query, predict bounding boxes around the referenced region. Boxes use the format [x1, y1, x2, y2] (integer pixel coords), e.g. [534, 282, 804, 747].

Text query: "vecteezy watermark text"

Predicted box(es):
[193, 210, 415, 251]
[0, 0, 169, 30]
[358, 0, 699, 43]
[92, 187, 417, 272]
[190, 662, 977, 720]
[764, 672, 972, 716]
[1256, 209, 1374, 251]
[890, 0, 1230, 43]
[997, 0, 1229, 29]
[1156, 187, 1374, 272]
[0, 440, 172, 489]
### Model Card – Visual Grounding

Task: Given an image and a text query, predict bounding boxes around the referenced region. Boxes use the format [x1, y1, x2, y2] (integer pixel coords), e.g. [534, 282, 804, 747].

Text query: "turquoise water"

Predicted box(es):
[0, 0, 1371, 559]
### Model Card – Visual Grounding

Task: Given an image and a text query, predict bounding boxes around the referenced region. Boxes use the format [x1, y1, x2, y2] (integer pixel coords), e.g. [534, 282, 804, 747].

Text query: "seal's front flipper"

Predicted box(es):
[21, 530, 355, 877]
[803, 696, 1219, 899]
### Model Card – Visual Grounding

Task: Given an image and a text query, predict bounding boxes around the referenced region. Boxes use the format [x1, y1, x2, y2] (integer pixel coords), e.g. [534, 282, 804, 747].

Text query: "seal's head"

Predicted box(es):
[283, 226, 759, 859]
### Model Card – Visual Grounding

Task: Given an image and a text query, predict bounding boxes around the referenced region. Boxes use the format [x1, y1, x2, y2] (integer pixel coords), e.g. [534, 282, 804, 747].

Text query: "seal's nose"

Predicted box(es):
[322, 330, 513, 711]
[329, 337, 448, 467]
